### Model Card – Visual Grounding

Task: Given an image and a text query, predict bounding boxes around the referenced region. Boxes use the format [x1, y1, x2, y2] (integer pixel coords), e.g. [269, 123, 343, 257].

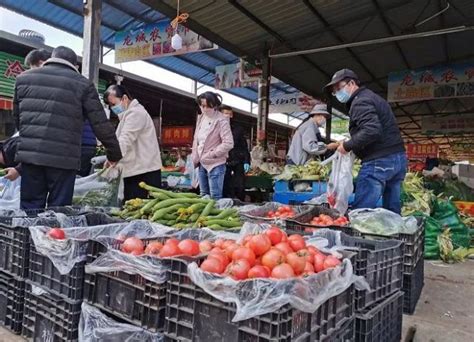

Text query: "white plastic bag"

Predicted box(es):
[0, 176, 21, 209]
[327, 152, 355, 214]
[73, 169, 121, 207]
[348, 208, 418, 236]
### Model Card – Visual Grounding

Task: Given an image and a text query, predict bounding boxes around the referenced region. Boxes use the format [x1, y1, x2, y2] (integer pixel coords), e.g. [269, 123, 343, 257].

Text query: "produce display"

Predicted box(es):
[309, 214, 349, 227]
[402, 172, 432, 216]
[275, 160, 330, 181]
[116, 182, 242, 229]
[199, 226, 342, 280]
[119, 236, 209, 258]
[265, 205, 296, 219]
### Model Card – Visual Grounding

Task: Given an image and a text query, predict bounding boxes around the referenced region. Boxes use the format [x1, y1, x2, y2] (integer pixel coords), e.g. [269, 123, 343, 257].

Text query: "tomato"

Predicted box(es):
[307, 246, 319, 256]
[271, 263, 295, 279]
[249, 234, 272, 256]
[255, 257, 262, 265]
[144, 241, 163, 255]
[274, 242, 293, 255]
[301, 271, 315, 277]
[178, 239, 200, 256]
[222, 240, 235, 249]
[208, 250, 229, 266]
[265, 227, 284, 245]
[323, 256, 342, 270]
[243, 235, 253, 244]
[225, 243, 240, 259]
[297, 249, 314, 264]
[313, 253, 326, 273]
[286, 252, 306, 274]
[232, 247, 256, 266]
[267, 210, 275, 217]
[225, 259, 251, 280]
[48, 228, 66, 240]
[247, 265, 270, 279]
[288, 235, 306, 251]
[281, 231, 288, 242]
[159, 243, 181, 257]
[199, 240, 213, 253]
[200, 258, 225, 274]
[165, 238, 180, 247]
[214, 239, 225, 248]
[261, 248, 286, 269]
[121, 237, 144, 255]
[303, 262, 314, 273]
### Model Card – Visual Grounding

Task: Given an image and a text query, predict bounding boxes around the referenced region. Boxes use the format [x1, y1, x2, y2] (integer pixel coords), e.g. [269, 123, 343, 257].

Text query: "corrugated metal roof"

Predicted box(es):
[0, 0, 296, 102]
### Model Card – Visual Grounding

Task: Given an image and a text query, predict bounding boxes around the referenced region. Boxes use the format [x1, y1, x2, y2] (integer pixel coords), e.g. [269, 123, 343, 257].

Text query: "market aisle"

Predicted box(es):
[402, 260, 474, 342]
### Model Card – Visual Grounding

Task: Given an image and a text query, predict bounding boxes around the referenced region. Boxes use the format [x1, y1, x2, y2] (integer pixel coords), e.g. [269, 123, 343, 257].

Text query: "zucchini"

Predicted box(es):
[205, 208, 237, 220]
[203, 219, 242, 228]
[139, 182, 199, 198]
[151, 203, 188, 221]
[153, 198, 209, 211]
[150, 192, 171, 201]
[140, 199, 160, 215]
[193, 200, 215, 228]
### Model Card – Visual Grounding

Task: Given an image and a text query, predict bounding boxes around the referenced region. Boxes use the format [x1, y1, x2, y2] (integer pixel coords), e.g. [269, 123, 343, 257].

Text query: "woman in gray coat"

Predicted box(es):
[287, 104, 338, 165]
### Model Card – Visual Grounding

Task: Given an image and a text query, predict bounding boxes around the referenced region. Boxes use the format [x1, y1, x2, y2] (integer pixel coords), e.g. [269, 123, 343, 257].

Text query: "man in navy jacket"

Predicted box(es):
[325, 69, 407, 214]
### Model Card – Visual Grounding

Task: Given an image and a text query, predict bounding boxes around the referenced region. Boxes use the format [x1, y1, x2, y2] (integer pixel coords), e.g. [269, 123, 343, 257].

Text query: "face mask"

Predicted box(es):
[111, 103, 125, 115]
[335, 87, 351, 103]
[201, 107, 215, 116]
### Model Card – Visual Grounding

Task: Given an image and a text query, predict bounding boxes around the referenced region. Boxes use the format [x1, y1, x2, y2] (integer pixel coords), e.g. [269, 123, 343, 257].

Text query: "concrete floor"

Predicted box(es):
[0, 260, 472, 342]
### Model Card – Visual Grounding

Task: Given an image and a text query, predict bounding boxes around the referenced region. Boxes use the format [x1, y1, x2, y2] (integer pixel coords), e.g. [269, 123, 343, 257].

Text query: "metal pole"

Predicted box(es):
[82, 0, 102, 87]
[257, 55, 270, 147]
[269, 26, 473, 59]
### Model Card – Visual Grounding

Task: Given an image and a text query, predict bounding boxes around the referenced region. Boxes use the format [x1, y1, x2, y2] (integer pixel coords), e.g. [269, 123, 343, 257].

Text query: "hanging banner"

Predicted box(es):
[239, 59, 262, 84]
[269, 92, 322, 113]
[406, 144, 439, 160]
[115, 21, 217, 63]
[161, 126, 194, 146]
[215, 63, 241, 89]
[0, 51, 27, 98]
[387, 62, 474, 102]
[421, 114, 474, 135]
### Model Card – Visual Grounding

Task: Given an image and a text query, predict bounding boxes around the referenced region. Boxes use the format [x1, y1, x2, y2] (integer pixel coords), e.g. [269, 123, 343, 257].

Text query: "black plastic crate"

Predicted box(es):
[0, 224, 30, 278]
[402, 258, 424, 315]
[21, 281, 82, 342]
[165, 258, 355, 342]
[0, 271, 25, 334]
[355, 291, 404, 342]
[286, 205, 353, 236]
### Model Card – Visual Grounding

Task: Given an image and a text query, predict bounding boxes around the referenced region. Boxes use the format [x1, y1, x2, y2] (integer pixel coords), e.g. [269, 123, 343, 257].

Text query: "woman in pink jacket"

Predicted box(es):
[192, 92, 234, 199]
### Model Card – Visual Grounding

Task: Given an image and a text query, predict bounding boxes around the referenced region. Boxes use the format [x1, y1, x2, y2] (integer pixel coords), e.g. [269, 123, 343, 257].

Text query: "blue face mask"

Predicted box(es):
[335, 87, 351, 103]
[110, 103, 125, 115]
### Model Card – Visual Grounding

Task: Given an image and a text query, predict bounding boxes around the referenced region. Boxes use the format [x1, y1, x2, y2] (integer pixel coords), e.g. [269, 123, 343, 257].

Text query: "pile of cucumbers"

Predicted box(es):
[117, 182, 242, 230]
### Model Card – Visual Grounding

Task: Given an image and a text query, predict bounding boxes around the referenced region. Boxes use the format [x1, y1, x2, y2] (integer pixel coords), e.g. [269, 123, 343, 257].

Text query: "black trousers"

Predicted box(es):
[20, 163, 76, 209]
[223, 162, 245, 201]
[123, 169, 162, 202]
[78, 145, 97, 177]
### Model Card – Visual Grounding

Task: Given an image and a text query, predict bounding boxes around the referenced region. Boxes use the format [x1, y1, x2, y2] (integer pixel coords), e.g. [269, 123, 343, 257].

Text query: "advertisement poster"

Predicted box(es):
[115, 21, 217, 63]
[215, 63, 241, 89]
[406, 144, 439, 160]
[161, 126, 194, 146]
[421, 114, 474, 135]
[269, 92, 322, 113]
[387, 62, 474, 102]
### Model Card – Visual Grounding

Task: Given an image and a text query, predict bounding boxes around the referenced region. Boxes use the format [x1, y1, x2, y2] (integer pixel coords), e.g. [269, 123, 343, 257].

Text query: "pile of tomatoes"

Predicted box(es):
[266, 206, 296, 219]
[199, 226, 342, 280]
[310, 214, 349, 227]
[120, 236, 214, 258]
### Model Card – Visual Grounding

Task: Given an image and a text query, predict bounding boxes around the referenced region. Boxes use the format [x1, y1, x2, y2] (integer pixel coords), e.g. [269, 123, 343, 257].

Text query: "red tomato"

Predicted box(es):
[247, 265, 270, 279]
[265, 227, 283, 245]
[144, 241, 163, 255]
[225, 259, 251, 280]
[208, 251, 229, 267]
[303, 262, 314, 273]
[274, 242, 294, 255]
[222, 240, 235, 249]
[159, 243, 181, 257]
[200, 258, 225, 274]
[261, 248, 286, 270]
[301, 271, 315, 277]
[249, 234, 272, 256]
[199, 240, 213, 253]
[286, 252, 306, 274]
[281, 232, 288, 242]
[288, 235, 306, 251]
[178, 239, 200, 256]
[214, 239, 225, 248]
[323, 256, 342, 270]
[121, 237, 144, 255]
[48, 228, 66, 240]
[313, 253, 326, 273]
[307, 246, 319, 256]
[165, 238, 180, 247]
[225, 243, 240, 259]
[271, 263, 295, 279]
[297, 249, 314, 264]
[267, 211, 275, 217]
[232, 247, 256, 266]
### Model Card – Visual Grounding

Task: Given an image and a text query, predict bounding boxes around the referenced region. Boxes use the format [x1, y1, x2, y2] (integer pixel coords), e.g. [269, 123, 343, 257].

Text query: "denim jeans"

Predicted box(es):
[199, 164, 226, 199]
[353, 152, 407, 214]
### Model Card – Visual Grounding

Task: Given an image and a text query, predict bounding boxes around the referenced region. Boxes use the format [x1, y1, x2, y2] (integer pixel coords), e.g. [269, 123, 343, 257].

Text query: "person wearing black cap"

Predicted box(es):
[324, 69, 406, 214]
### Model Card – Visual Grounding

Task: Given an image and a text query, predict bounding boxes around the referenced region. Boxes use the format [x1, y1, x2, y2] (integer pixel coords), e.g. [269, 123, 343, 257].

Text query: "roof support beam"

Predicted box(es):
[82, 0, 102, 87]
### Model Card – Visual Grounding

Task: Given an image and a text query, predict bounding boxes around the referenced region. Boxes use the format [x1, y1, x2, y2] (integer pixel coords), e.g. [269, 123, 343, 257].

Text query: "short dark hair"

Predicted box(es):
[345, 77, 361, 86]
[219, 105, 233, 112]
[51, 46, 78, 65]
[103, 84, 133, 105]
[24, 49, 51, 67]
[196, 91, 222, 109]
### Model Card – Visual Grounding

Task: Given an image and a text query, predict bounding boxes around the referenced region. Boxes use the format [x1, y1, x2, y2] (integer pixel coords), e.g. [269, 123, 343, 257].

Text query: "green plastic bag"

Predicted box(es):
[432, 199, 470, 249]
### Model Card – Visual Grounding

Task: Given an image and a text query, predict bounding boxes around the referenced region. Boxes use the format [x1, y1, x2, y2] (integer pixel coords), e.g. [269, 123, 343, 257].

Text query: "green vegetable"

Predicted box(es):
[151, 204, 188, 221]
[193, 200, 215, 228]
[139, 182, 198, 199]
[152, 198, 209, 211]
[140, 199, 160, 215]
[205, 208, 238, 220]
[150, 192, 171, 201]
[203, 219, 242, 228]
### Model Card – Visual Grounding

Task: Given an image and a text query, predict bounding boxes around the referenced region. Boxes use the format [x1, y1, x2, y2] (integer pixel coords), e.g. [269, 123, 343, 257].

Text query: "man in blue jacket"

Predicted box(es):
[325, 69, 407, 214]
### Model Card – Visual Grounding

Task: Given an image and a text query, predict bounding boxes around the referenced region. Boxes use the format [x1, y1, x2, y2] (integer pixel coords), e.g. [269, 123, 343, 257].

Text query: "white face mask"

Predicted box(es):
[201, 107, 215, 116]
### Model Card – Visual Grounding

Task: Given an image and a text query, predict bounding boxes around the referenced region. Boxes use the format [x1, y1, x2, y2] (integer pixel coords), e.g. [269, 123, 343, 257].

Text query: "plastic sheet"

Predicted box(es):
[13, 212, 87, 229]
[79, 303, 164, 342]
[187, 225, 368, 322]
[0, 176, 21, 209]
[327, 152, 355, 214]
[239, 202, 311, 224]
[73, 169, 121, 207]
[349, 208, 418, 236]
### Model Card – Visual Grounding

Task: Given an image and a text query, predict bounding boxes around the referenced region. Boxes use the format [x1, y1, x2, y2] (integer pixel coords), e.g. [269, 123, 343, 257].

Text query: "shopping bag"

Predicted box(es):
[327, 152, 355, 214]
[0, 176, 21, 209]
[73, 168, 121, 207]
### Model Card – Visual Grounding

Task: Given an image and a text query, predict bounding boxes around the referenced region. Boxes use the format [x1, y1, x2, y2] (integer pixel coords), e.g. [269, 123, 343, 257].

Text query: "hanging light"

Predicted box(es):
[170, 0, 189, 51]
[171, 32, 182, 50]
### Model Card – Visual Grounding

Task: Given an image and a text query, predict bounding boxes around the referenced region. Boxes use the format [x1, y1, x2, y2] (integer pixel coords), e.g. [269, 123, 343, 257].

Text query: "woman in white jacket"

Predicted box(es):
[104, 85, 162, 201]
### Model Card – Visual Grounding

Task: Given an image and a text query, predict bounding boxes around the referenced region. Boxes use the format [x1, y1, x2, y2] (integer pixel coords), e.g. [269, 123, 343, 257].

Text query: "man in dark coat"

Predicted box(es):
[221, 105, 250, 201]
[325, 69, 407, 214]
[0, 135, 20, 181]
[13, 46, 122, 209]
